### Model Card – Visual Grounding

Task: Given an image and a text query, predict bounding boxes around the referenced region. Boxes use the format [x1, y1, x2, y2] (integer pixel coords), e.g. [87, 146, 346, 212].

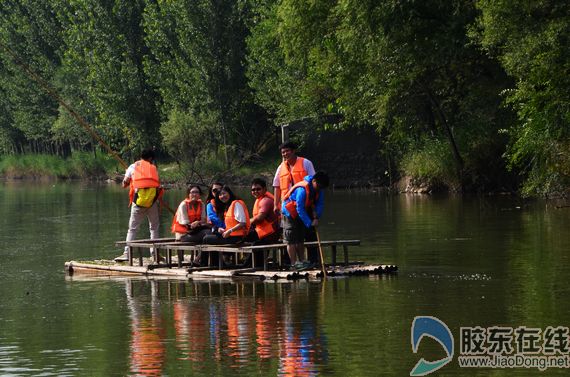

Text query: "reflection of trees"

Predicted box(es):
[126, 280, 166, 377]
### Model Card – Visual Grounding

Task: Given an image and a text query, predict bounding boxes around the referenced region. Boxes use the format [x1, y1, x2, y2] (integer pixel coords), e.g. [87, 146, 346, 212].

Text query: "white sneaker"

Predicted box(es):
[114, 252, 129, 262]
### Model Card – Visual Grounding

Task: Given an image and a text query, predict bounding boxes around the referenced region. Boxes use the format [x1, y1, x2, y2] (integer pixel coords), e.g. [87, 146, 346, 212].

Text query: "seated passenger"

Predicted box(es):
[242, 178, 280, 267]
[203, 186, 250, 245]
[205, 182, 225, 230]
[203, 186, 251, 266]
[171, 185, 211, 243]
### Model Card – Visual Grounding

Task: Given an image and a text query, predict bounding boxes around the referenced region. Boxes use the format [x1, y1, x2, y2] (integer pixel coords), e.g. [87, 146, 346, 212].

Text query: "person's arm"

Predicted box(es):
[272, 165, 281, 214]
[295, 189, 312, 228]
[122, 164, 134, 188]
[251, 197, 271, 225]
[304, 159, 316, 176]
[177, 202, 190, 226]
[196, 202, 211, 227]
[223, 202, 246, 238]
[314, 191, 324, 219]
[207, 203, 225, 228]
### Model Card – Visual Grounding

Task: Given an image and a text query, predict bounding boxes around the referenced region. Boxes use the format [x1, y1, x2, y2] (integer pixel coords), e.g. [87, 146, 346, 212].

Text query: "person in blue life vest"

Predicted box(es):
[205, 182, 225, 230]
[281, 172, 329, 270]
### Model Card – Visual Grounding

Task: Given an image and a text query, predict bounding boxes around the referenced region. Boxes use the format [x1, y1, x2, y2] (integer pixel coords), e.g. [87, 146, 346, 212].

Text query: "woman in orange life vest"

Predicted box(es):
[171, 185, 211, 243]
[241, 178, 280, 267]
[203, 186, 251, 265]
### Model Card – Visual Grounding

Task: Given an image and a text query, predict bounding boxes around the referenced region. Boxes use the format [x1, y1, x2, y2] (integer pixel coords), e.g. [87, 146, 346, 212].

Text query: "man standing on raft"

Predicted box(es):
[115, 149, 162, 262]
[281, 172, 329, 270]
[272, 142, 319, 263]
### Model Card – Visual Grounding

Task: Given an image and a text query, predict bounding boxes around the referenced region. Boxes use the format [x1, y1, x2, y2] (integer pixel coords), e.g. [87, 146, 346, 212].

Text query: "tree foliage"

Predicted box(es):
[0, 0, 567, 194]
[473, 0, 570, 195]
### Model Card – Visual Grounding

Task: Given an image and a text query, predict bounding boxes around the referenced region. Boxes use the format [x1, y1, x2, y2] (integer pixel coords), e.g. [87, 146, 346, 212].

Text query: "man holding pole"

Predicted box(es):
[272, 142, 321, 264]
[281, 172, 329, 270]
[114, 149, 162, 262]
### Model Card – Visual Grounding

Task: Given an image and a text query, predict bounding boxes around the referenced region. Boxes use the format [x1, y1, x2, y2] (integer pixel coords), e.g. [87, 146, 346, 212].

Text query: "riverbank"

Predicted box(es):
[3, 152, 568, 198]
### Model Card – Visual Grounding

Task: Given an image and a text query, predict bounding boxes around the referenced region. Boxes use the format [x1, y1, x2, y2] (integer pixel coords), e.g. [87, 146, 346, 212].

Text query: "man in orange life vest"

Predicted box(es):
[281, 172, 329, 269]
[272, 142, 318, 262]
[114, 149, 162, 262]
[242, 178, 280, 267]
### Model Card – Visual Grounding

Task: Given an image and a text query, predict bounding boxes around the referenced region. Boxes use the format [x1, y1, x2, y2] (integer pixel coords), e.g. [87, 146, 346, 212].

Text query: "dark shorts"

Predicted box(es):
[282, 216, 305, 244]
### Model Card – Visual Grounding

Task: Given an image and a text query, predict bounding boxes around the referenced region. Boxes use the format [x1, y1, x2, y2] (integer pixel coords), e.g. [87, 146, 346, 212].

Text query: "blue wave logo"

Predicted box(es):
[410, 316, 454, 376]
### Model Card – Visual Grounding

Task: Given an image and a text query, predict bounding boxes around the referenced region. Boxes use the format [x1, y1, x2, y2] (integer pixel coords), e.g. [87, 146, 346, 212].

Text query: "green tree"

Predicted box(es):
[473, 0, 570, 195]
[247, 0, 514, 190]
[144, 0, 270, 168]
[0, 0, 62, 153]
[55, 0, 161, 157]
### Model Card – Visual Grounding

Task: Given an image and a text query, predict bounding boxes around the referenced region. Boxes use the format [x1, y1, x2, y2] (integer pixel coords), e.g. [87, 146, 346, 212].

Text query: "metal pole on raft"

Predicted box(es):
[280, 123, 289, 144]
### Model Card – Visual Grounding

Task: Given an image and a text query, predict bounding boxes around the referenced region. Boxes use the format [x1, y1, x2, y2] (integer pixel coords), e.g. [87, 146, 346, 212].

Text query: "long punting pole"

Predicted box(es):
[0, 41, 175, 214]
[315, 226, 327, 278]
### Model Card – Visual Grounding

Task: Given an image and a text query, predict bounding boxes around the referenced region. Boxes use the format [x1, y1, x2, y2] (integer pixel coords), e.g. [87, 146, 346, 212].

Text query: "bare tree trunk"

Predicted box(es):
[424, 87, 464, 182]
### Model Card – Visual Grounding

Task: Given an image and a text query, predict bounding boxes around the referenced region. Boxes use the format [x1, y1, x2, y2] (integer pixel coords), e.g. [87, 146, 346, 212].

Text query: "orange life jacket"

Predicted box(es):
[283, 180, 318, 219]
[128, 159, 160, 204]
[278, 157, 308, 199]
[171, 199, 203, 234]
[252, 192, 277, 239]
[224, 200, 250, 237]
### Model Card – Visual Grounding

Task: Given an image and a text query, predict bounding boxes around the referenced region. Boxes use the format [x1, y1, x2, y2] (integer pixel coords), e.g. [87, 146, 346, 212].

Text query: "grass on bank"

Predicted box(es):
[400, 139, 459, 189]
[0, 151, 280, 185]
[0, 153, 120, 179]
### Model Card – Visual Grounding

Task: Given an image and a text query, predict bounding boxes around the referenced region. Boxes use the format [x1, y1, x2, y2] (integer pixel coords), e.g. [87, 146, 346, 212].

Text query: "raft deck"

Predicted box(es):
[64, 238, 398, 281]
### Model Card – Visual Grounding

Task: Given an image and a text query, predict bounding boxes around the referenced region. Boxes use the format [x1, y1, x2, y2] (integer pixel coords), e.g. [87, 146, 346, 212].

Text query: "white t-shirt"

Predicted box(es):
[272, 158, 316, 188]
[232, 202, 247, 224]
[176, 201, 206, 225]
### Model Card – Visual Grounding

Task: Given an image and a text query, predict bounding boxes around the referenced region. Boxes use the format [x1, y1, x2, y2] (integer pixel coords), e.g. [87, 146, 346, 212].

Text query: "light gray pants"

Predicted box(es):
[124, 201, 160, 253]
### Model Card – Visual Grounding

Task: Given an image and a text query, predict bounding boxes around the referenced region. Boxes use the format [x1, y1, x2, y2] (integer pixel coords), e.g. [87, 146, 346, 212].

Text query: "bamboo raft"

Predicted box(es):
[64, 238, 398, 281]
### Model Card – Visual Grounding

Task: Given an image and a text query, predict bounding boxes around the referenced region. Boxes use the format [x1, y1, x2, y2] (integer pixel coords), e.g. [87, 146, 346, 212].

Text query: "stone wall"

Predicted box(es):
[300, 128, 389, 188]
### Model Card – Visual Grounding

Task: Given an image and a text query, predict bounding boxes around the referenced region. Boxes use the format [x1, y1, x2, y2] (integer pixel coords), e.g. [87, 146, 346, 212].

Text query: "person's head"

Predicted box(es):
[312, 171, 330, 191]
[214, 185, 238, 217]
[217, 185, 237, 204]
[140, 148, 155, 162]
[250, 178, 267, 199]
[206, 182, 224, 202]
[279, 141, 297, 162]
[186, 185, 202, 201]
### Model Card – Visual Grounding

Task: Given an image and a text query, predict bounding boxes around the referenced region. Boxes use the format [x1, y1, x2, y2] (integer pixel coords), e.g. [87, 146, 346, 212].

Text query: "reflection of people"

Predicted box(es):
[115, 149, 162, 262]
[278, 287, 329, 376]
[171, 185, 211, 243]
[173, 297, 208, 363]
[126, 279, 166, 376]
[282, 172, 329, 269]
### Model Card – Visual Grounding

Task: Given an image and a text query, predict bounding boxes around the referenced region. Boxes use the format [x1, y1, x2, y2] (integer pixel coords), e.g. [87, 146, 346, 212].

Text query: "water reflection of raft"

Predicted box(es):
[64, 238, 398, 281]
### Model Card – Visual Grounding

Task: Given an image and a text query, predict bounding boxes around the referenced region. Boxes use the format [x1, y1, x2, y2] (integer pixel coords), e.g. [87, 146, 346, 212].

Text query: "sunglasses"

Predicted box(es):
[190, 190, 200, 194]
[212, 188, 220, 194]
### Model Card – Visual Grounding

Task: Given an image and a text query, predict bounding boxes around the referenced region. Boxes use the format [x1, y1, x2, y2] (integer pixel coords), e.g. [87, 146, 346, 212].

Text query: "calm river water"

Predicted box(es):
[0, 181, 568, 376]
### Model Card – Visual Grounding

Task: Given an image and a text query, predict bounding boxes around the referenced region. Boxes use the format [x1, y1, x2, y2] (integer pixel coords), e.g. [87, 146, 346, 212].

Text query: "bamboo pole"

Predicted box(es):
[0, 41, 175, 215]
[315, 226, 327, 278]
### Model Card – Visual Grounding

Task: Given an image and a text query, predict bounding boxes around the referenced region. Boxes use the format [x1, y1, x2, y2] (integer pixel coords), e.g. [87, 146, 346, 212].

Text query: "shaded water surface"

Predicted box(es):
[0, 181, 568, 376]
